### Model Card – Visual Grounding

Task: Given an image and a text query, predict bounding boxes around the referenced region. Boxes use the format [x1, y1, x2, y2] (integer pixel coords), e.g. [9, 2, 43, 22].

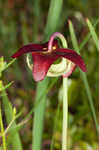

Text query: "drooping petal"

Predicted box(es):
[12, 44, 45, 58]
[32, 53, 57, 81]
[11, 40, 58, 58]
[53, 48, 87, 72]
[32, 48, 86, 81]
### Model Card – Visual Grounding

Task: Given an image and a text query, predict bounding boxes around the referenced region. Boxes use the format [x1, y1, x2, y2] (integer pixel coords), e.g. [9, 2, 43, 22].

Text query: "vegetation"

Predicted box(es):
[0, 0, 99, 149]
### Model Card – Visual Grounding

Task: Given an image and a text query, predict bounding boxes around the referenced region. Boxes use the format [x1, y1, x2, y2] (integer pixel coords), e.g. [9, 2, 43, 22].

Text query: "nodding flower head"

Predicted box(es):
[12, 33, 86, 82]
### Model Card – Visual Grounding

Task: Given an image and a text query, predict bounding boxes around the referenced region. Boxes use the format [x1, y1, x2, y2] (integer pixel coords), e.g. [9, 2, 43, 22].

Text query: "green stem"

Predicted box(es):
[0, 106, 6, 150]
[32, 0, 63, 149]
[81, 72, 99, 133]
[32, 78, 49, 150]
[32, 0, 41, 42]
[48, 32, 68, 150]
[44, 0, 63, 40]
[50, 100, 61, 150]
[62, 78, 68, 150]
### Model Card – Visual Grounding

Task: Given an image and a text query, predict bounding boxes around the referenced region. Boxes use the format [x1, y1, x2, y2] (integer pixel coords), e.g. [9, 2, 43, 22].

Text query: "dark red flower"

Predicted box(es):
[12, 40, 86, 81]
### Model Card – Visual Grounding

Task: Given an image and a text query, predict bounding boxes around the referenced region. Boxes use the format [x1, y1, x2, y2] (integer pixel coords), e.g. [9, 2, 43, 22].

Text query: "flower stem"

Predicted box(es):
[48, 32, 67, 51]
[48, 32, 68, 150]
[32, 78, 49, 150]
[0, 105, 6, 150]
[62, 77, 68, 150]
[32, 0, 63, 149]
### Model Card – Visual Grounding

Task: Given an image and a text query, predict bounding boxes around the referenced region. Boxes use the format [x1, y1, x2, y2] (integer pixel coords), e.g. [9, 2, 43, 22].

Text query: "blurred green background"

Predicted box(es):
[0, 0, 99, 149]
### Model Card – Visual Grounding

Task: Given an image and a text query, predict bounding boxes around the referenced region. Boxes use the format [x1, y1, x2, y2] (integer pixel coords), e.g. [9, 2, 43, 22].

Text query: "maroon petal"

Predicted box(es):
[32, 53, 57, 81]
[12, 40, 58, 58]
[54, 48, 87, 72]
[32, 48, 86, 81]
[12, 44, 44, 58]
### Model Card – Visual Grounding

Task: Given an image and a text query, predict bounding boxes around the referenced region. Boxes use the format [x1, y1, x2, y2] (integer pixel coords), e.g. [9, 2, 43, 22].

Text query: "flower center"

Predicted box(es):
[52, 46, 57, 50]
[42, 46, 57, 54]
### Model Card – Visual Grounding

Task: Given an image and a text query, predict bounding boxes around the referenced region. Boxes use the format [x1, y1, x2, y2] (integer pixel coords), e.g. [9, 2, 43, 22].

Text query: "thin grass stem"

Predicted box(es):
[1, 81, 22, 150]
[44, 0, 63, 40]
[86, 18, 99, 51]
[62, 78, 68, 150]
[68, 20, 99, 135]
[50, 99, 61, 150]
[32, 78, 49, 150]
[0, 105, 6, 150]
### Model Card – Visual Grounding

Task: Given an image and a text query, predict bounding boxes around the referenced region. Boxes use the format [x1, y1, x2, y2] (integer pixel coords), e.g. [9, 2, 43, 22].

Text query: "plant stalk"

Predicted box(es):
[62, 78, 68, 150]
[0, 106, 6, 150]
[32, 0, 63, 149]
[32, 78, 49, 150]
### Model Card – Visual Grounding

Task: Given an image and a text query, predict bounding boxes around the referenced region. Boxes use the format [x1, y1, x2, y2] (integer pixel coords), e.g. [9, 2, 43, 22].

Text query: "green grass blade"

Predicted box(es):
[31, 0, 41, 41]
[68, 20, 99, 134]
[80, 72, 99, 133]
[44, 0, 63, 40]
[79, 18, 99, 50]
[3, 59, 16, 71]
[32, 78, 49, 150]
[68, 20, 80, 53]
[50, 100, 61, 150]
[0, 81, 13, 91]
[32, 0, 63, 149]
[0, 105, 6, 150]
[86, 18, 99, 51]
[1, 82, 23, 150]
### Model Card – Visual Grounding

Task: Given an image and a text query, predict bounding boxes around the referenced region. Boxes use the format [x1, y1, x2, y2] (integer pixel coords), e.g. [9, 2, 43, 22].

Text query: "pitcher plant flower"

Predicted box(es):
[12, 32, 86, 81]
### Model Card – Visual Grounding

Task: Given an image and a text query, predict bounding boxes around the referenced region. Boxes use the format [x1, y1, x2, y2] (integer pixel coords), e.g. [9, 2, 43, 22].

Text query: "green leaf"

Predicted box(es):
[79, 18, 99, 50]
[4, 58, 16, 71]
[0, 81, 13, 92]
[0, 57, 7, 77]
[68, 20, 99, 135]
[1, 81, 23, 150]
[32, 78, 49, 150]
[0, 57, 16, 76]
[44, 0, 63, 40]
[32, 0, 63, 150]
[86, 18, 99, 51]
